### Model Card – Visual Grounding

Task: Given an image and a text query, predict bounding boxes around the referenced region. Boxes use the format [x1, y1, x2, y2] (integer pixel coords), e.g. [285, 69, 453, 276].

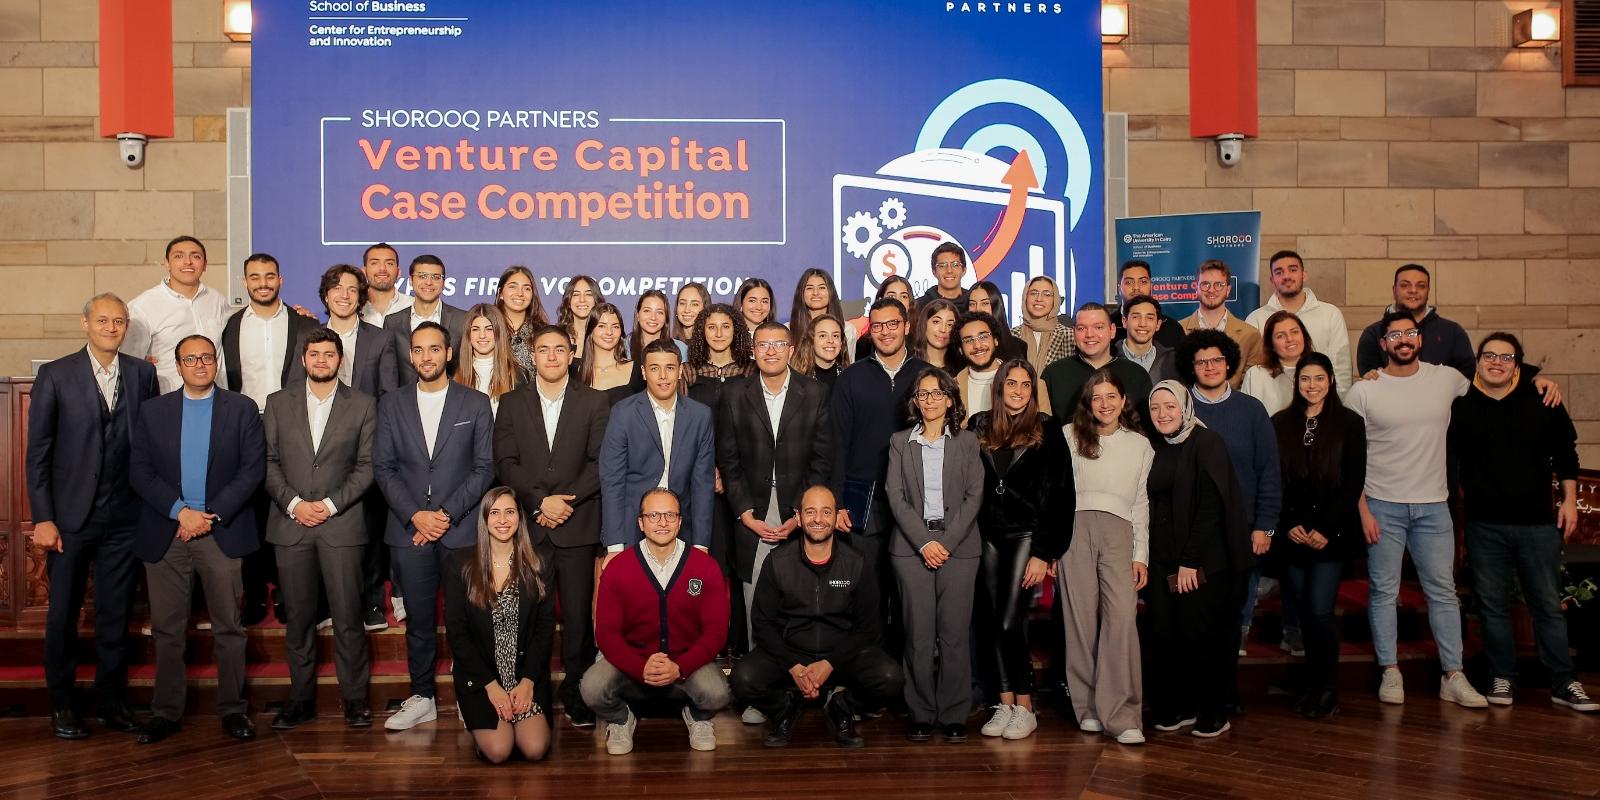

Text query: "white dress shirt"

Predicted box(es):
[418, 384, 449, 458]
[238, 302, 289, 412]
[760, 370, 790, 437]
[87, 346, 119, 411]
[124, 278, 232, 393]
[287, 380, 339, 518]
[411, 302, 443, 329]
[360, 291, 412, 327]
[331, 320, 360, 387]
[537, 378, 567, 451]
[649, 394, 676, 489]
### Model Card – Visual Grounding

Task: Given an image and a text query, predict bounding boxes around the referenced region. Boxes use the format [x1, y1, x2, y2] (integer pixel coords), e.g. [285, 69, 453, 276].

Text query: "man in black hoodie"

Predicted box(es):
[1355, 264, 1474, 378]
[1449, 332, 1595, 713]
[731, 485, 905, 748]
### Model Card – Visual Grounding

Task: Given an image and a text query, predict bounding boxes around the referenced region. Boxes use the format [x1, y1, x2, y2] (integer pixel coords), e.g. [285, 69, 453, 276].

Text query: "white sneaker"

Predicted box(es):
[741, 706, 767, 724]
[1002, 706, 1037, 740]
[1078, 718, 1103, 733]
[980, 705, 1013, 737]
[1378, 669, 1405, 704]
[1238, 625, 1250, 657]
[385, 694, 437, 731]
[682, 706, 716, 751]
[391, 596, 407, 623]
[1115, 728, 1145, 745]
[605, 710, 637, 755]
[317, 618, 333, 631]
[1440, 673, 1488, 708]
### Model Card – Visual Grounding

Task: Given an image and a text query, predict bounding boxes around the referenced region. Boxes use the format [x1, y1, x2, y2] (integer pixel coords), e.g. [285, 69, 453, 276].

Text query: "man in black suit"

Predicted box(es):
[373, 322, 496, 731]
[494, 325, 611, 729]
[27, 293, 159, 740]
[304, 263, 401, 627]
[716, 321, 833, 643]
[127, 335, 265, 744]
[263, 328, 378, 730]
[383, 254, 467, 381]
[221, 253, 319, 625]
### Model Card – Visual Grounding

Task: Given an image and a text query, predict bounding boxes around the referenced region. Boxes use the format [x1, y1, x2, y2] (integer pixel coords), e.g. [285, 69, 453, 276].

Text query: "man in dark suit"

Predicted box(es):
[127, 334, 265, 745]
[716, 321, 833, 642]
[1119, 294, 1179, 384]
[263, 328, 378, 730]
[221, 253, 319, 626]
[373, 321, 496, 731]
[27, 293, 159, 740]
[383, 254, 467, 381]
[495, 324, 611, 729]
[600, 339, 716, 560]
[303, 263, 401, 628]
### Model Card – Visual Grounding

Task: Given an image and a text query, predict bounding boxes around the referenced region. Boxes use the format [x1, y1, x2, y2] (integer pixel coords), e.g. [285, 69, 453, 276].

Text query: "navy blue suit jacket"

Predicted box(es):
[128, 387, 265, 563]
[26, 349, 159, 534]
[372, 381, 496, 549]
[599, 392, 715, 549]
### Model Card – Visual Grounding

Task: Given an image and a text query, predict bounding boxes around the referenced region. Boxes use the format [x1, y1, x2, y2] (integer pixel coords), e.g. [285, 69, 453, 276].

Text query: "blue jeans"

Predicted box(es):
[1283, 561, 1344, 688]
[1365, 499, 1464, 672]
[1466, 521, 1574, 690]
[1238, 565, 1303, 634]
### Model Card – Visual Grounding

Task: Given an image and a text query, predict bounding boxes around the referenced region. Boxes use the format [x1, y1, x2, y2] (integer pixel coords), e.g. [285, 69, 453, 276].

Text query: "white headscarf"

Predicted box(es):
[1150, 379, 1204, 444]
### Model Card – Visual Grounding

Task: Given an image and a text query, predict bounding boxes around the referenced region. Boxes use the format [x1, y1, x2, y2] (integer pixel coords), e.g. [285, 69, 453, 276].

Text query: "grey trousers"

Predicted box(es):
[1062, 510, 1142, 736]
[145, 536, 247, 721]
[578, 656, 732, 725]
[277, 537, 371, 704]
[893, 553, 979, 726]
[741, 539, 778, 646]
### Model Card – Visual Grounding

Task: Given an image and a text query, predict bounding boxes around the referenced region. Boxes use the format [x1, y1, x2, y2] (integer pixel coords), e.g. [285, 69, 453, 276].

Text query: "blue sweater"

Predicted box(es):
[1191, 388, 1281, 533]
[174, 390, 214, 519]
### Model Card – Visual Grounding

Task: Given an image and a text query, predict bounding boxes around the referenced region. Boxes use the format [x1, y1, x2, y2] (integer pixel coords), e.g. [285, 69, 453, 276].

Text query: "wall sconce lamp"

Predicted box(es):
[1512, 8, 1559, 48]
[223, 0, 252, 43]
[1102, 2, 1130, 44]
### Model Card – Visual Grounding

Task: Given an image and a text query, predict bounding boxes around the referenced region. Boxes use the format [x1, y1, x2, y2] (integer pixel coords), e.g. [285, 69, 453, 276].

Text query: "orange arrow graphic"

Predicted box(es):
[972, 150, 1038, 280]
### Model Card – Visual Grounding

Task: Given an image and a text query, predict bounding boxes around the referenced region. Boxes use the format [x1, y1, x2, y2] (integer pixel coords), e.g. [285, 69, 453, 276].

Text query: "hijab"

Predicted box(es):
[1021, 279, 1059, 375]
[1150, 379, 1203, 444]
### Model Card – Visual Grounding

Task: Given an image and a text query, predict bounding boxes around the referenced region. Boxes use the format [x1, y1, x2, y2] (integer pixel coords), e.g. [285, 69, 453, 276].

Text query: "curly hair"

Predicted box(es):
[1176, 328, 1242, 386]
[686, 303, 751, 376]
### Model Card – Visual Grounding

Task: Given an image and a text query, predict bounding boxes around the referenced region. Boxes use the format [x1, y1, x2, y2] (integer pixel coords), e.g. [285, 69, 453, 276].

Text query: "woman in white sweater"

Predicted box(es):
[1240, 310, 1313, 414]
[1062, 368, 1153, 745]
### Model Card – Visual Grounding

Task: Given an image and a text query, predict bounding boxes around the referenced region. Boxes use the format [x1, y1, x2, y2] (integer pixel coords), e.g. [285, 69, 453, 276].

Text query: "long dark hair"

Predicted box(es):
[495, 265, 548, 330]
[629, 289, 671, 361]
[792, 313, 851, 375]
[1279, 351, 1347, 482]
[557, 275, 603, 341]
[578, 303, 628, 386]
[1070, 368, 1139, 459]
[904, 367, 964, 437]
[789, 268, 846, 331]
[976, 359, 1043, 450]
[968, 280, 1010, 327]
[1261, 310, 1314, 378]
[876, 274, 916, 316]
[910, 298, 960, 366]
[463, 486, 545, 609]
[686, 303, 751, 375]
[673, 282, 710, 342]
[736, 278, 775, 327]
[453, 304, 519, 399]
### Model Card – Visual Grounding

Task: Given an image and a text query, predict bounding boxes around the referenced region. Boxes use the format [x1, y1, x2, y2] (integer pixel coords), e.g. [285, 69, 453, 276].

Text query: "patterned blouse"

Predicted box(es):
[491, 581, 539, 721]
[508, 319, 537, 376]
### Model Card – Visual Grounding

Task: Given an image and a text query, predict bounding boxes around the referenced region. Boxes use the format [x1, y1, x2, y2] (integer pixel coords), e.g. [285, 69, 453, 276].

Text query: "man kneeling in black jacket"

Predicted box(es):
[732, 484, 905, 748]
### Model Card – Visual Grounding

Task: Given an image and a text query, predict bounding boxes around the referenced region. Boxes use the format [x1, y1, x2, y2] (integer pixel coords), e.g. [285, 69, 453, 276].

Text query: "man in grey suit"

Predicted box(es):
[263, 328, 378, 731]
[383, 254, 467, 381]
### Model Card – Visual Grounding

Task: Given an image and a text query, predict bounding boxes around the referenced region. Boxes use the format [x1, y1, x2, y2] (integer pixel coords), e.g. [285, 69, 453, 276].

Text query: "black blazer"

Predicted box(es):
[493, 381, 611, 549]
[128, 388, 265, 563]
[221, 305, 319, 397]
[443, 548, 556, 712]
[26, 349, 159, 534]
[715, 370, 833, 578]
[385, 302, 468, 381]
[288, 321, 400, 400]
[967, 411, 1074, 561]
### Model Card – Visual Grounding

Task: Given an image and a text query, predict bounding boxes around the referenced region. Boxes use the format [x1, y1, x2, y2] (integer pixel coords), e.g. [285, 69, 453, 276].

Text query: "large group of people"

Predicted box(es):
[26, 238, 1595, 764]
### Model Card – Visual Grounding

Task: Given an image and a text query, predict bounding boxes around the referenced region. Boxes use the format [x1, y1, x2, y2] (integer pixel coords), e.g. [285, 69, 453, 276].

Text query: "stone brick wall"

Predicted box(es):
[0, 0, 1596, 460]
[1115, 0, 1600, 464]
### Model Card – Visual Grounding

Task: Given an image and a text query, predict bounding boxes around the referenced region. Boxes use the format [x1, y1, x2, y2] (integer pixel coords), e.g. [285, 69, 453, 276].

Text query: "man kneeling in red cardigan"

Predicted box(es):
[581, 488, 731, 755]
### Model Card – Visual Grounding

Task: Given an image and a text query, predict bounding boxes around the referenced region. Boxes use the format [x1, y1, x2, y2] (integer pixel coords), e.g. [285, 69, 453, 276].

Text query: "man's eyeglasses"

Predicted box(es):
[1197, 281, 1228, 292]
[869, 320, 903, 332]
[1383, 329, 1422, 343]
[959, 332, 992, 347]
[1479, 351, 1517, 365]
[639, 511, 681, 524]
[179, 354, 217, 367]
[934, 261, 964, 271]
[753, 341, 790, 353]
[412, 271, 445, 282]
[1192, 356, 1228, 368]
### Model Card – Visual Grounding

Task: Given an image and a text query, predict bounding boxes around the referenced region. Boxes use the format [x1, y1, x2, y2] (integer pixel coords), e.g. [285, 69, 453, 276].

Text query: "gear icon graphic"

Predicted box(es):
[841, 211, 883, 259]
[878, 198, 907, 230]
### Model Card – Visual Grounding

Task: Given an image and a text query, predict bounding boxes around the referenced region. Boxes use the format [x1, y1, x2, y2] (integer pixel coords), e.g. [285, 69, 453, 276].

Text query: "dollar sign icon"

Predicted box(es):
[880, 247, 900, 277]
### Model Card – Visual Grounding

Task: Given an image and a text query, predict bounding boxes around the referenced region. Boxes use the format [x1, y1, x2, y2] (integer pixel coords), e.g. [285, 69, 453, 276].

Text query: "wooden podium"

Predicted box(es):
[0, 377, 44, 628]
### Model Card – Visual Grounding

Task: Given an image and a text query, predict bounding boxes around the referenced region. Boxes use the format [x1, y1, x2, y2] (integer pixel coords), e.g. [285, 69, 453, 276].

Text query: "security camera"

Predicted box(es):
[117, 133, 147, 169]
[1215, 133, 1244, 167]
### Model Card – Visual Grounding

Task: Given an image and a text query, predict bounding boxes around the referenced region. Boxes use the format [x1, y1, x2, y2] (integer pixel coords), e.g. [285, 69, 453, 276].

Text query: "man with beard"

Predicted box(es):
[952, 311, 1004, 421]
[1118, 295, 1178, 384]
[1039, 303, 1152, 425]
[1100, 260, 1184, 348]
[1355, 264, 1473, 378]
[1346, 312, 1485, 709]
[358, 242, 412, 325]
[732, 484, 905, 748]
[222, 253, 320, 625]
[385, 255, 468, 380]
[262, 329, 377, 731]
[1244, 251, 1351, 390]
[1179, 260, 1264, 389]
[373, 322, 496, 730]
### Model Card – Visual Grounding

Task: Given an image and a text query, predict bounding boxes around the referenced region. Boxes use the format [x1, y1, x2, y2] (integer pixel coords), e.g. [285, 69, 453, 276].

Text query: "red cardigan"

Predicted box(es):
[594, 544, 729, 683]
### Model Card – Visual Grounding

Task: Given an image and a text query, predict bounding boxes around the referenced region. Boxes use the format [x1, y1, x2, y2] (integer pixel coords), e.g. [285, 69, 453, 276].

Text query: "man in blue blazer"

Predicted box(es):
[600, 339, 715, 564]
[128, 334, 265, 745]
[373, 321, 495, 730]
[27, 293, 159, 740]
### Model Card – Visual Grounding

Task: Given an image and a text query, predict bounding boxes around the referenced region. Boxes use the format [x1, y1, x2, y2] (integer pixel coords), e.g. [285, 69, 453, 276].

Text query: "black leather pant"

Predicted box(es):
[976, 535, 1035, 697]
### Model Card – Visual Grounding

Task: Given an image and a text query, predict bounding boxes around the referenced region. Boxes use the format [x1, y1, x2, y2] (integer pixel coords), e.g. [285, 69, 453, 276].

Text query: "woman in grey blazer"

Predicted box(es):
[886, 367, 984, 743]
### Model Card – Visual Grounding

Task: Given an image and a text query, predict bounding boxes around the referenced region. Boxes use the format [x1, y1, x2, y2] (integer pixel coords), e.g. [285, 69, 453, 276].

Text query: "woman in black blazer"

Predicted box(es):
[444, 486, 555, 764]
[966, 359, 1072, 741]
[1269, 352, 1365, 719]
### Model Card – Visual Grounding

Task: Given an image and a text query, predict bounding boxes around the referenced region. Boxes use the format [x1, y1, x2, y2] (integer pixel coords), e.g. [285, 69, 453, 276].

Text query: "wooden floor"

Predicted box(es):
[3, 671, 1598, 800]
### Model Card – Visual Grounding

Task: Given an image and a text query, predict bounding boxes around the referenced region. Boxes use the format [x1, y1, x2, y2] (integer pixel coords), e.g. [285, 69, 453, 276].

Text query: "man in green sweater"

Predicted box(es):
[1041, 302, 1153, 423]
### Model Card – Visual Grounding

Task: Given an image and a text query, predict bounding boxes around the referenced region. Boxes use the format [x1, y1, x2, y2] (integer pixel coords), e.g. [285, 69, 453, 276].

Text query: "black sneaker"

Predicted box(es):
[565, 704, 597, 729]
[1486, 677, 1514, 706]
[940, 723, 967, 743]
[905, 722, 934, 742]
[1152, 714, 1196, 732]
[363, 607, 388, 632]
[1303, 688, 1339, 719]
[1552, 682, 1599, 713]
[1191, 716, 1231, 738]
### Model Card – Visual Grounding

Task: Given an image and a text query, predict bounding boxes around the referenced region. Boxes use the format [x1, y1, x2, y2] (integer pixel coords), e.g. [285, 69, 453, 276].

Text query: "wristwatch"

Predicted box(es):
[1263, 529, 1275, 537]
